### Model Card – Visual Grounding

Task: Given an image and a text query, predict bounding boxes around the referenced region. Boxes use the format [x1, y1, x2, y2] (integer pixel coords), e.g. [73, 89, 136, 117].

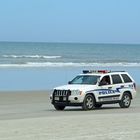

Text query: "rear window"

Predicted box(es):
[121, 74, 132, 83]
[111, 75, 122, 84]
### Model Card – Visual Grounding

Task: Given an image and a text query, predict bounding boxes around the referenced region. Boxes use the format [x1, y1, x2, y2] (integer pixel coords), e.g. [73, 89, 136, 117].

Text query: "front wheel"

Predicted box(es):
[119, 93, 131, 108]
[54, 105, 65, 110]
[82, 94, 95, 110]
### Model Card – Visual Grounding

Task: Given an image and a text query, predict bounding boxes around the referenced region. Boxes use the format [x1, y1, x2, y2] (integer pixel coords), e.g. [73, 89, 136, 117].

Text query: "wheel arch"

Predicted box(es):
[85, 93, 96, 102]
[123, 91, 132, 99]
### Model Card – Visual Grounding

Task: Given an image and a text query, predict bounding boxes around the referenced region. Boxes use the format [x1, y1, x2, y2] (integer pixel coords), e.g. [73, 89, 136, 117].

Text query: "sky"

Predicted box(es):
[0, 0, 140, 44]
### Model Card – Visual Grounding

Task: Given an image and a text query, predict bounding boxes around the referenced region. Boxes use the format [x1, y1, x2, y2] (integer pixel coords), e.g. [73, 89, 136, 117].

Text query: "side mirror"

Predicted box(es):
[68, 81, 71, 84]
[97, 78, 101, 86]
[98, 82, 103, 86]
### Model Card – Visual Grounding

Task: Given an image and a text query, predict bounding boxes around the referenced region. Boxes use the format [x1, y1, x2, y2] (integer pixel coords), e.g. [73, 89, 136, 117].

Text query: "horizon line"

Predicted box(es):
[0, 41, 140, 45]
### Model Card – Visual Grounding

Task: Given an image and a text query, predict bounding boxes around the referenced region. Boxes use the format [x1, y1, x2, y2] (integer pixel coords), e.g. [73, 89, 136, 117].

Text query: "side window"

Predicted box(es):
[111, 75, 122, 84]
[121, 74, 132, 83]
[99, 75, 110, 86]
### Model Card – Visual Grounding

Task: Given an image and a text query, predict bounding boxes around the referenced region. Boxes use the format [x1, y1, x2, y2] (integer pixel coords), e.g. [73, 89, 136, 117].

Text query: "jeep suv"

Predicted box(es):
[50, 70, 136, 110]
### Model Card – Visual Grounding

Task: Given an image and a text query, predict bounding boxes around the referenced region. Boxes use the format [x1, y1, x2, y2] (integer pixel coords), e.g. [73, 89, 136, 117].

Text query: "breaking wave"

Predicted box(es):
[0, 62, 140, 68]
[2, 55, 61, 59]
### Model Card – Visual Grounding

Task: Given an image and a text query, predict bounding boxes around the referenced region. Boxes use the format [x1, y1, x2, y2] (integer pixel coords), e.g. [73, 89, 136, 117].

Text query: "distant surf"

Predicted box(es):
[2, 55, 61, 59]
[0, 62, 140, 68]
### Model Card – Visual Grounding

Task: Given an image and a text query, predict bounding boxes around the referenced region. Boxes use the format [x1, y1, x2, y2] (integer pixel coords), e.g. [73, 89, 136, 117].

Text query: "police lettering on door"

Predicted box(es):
[98, 88, 120, 95]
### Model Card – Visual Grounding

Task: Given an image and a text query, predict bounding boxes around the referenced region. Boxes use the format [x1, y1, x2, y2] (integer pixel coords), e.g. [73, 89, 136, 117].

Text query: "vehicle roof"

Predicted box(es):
[79, 71, 129, 76]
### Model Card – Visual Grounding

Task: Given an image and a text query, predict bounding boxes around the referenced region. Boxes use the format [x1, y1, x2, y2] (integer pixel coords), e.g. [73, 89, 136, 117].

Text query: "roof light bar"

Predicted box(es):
[83, 70, 126, 74]
[83, 70, 110, 74]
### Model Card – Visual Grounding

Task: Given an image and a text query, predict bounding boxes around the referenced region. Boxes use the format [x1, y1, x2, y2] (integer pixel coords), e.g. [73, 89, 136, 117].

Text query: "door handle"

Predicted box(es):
[108, 87, 112, 89]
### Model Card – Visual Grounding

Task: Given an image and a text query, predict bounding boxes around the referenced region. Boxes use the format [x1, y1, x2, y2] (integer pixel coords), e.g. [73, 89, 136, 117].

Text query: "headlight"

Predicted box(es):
[50, 93, 53, 99]
[71, 90, 82, 95]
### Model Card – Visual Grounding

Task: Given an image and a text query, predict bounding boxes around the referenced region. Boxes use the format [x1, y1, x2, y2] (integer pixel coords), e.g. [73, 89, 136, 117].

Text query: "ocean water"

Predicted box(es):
[0, 42, 140, 67]
[0, 42, 140, 90]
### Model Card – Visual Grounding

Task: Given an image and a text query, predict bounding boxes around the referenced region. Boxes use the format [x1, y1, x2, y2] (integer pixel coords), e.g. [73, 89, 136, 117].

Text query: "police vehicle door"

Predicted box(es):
[110, 74, 124, 101]
[97, 75, 119, 102]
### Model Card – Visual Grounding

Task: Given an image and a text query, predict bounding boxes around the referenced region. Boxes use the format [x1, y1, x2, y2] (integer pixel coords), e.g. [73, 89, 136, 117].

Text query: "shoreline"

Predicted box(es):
[0, 84, 139, 93]
[0, 67, 140, 91]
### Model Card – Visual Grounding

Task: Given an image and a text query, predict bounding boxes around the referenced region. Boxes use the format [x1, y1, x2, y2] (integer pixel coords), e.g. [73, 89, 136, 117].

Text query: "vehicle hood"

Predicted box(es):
[54, 84, 97, 92]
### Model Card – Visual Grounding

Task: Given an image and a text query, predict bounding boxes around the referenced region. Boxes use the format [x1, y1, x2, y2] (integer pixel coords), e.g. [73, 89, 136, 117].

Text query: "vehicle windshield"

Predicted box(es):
[70, 75, 100, 85]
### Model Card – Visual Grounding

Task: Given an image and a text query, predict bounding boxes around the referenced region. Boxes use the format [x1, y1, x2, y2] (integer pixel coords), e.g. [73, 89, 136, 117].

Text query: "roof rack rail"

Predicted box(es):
[82, 70, 126, 74]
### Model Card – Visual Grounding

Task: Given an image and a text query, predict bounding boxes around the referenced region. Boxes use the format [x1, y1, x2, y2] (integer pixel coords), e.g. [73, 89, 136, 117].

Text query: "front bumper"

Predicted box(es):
[51, 95, 83, 106]
[51, 90, 84, 106]
[52, 101, 82, 106]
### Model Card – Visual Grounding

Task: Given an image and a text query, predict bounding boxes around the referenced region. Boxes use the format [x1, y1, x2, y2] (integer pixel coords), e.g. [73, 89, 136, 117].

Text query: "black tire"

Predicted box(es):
[119, 93, 131, 108]
[94, 103, 102, 108]
[82, 94, 95, 110]
[54, 105, 65, 110]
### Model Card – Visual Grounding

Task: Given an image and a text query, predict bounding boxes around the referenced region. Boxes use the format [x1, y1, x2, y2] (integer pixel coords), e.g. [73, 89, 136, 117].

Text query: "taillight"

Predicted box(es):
[134, 83, 136, 90]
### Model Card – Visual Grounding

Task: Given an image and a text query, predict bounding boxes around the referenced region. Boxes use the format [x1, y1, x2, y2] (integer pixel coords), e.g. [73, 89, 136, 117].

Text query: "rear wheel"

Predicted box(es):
[82, 94, 95, 110]
[54, 105, 65, 110]
[119, 93, 131, 108]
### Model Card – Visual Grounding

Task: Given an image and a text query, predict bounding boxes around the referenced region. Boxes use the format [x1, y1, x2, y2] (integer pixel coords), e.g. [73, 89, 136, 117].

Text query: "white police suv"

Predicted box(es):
[50, 70, 136, 110]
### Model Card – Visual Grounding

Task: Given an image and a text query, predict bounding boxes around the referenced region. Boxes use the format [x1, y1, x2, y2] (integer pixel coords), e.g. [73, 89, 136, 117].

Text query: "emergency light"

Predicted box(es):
[83, 70, 110, 74]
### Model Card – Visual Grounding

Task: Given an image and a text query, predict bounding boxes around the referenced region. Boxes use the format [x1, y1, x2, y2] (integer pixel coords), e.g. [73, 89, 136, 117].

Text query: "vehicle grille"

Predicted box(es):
[53, 90, 71, 97]
[52, 90, 71, 103]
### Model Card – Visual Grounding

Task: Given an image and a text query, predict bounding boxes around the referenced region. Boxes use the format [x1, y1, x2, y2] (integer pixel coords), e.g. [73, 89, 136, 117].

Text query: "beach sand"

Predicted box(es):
[0, 88, 140, 140]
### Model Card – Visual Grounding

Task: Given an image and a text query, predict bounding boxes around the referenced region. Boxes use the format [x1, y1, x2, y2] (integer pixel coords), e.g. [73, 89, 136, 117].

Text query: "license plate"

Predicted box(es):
[55, 97, 59, 101]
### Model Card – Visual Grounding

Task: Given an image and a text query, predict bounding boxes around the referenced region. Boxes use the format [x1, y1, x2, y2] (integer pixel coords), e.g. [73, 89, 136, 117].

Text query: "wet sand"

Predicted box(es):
[0, 88, 140, 140]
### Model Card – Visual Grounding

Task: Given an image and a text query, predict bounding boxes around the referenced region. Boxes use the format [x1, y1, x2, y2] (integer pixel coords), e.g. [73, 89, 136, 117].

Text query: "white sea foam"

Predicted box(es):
[2, 55, 61, 59]
[0, 62, 140, 68]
